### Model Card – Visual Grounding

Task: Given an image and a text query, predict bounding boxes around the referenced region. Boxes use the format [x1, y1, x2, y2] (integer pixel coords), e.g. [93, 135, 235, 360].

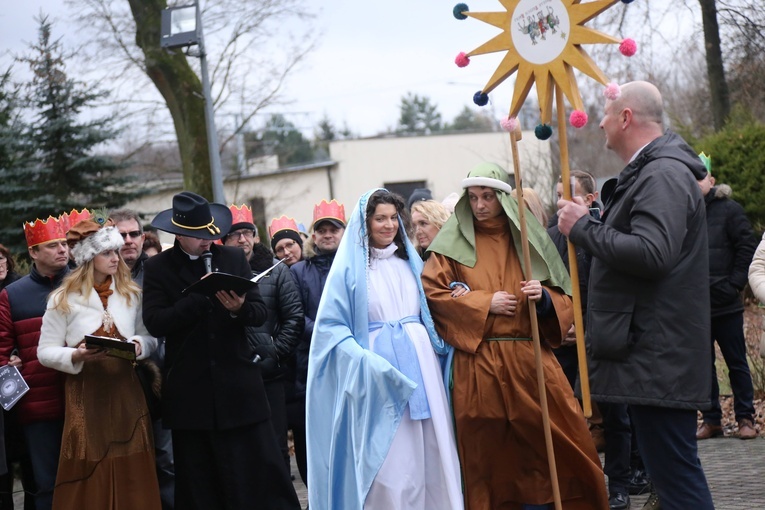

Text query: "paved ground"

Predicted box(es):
[625, 436, 765, 509]
[292, 455, 308, 507]
[291, 435, 765, 510]
[11, 436, 762, 509]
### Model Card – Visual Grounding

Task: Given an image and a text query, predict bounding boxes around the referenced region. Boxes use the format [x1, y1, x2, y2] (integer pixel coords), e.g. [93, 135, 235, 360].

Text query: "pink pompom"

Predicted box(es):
[500, 116, 519, 132]
[455, 52, 470, 68]
[604, 82, 621, 100]
[569, 110, 588, 128]
[619, 38, 637, 57]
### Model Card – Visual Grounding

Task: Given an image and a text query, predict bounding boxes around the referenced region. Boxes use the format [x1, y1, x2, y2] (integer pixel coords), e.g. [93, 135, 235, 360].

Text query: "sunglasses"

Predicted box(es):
[120, 231, 142, 239]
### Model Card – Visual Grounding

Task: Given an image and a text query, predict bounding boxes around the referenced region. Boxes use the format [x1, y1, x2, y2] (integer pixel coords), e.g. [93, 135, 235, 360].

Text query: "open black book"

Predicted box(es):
[181, 272, 257, 296]
[85, 335, 137, 362]
[181, 259, 285, 296]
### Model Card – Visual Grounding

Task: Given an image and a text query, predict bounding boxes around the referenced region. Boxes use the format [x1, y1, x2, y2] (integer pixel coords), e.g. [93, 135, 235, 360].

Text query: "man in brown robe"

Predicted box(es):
[422, 163, 608, 510]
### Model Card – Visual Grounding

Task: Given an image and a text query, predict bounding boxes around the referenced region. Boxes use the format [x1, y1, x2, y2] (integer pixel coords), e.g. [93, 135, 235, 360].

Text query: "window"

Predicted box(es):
[383, 181, 427, 203]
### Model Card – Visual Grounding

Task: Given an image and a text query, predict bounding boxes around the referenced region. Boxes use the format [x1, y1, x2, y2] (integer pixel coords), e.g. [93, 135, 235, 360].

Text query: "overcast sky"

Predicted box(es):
[0, 0, 540, 138]
[278, 0, 516, 135]
[1, 1, 697, 139]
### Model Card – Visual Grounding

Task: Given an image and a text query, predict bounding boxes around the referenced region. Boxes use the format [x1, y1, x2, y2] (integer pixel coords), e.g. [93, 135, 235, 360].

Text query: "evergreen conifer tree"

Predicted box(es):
[0, 16, 137, 251]
[0, 69, 36, 251]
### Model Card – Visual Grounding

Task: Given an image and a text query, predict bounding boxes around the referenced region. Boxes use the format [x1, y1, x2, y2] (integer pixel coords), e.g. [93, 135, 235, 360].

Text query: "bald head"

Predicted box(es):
[600, 81, 665, 162]
[618, 81, 664, 126]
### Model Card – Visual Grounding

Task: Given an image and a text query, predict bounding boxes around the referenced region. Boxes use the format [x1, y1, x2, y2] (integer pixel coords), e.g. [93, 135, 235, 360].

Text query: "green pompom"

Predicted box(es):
[535, 124, 553, 140]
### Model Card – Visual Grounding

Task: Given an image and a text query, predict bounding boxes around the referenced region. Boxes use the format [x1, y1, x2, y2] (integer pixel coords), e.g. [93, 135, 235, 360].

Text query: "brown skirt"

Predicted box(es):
[53, 354, 161, 510]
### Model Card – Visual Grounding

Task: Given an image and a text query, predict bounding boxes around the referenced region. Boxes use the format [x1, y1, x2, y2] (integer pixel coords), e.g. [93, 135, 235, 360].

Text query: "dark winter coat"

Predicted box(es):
[703, 184, 757, 318]
[245, 243, 304, 380]
[0, 271, 21, 292]
[0, 265, 68, 425]
[548, 201, 603, 322]
[289, 249, 336, 395]
[130, 251, 149, 287]
[142, 242, 269, 430]
[547, 220, 592, 381]
[548, 210, 596, 316]
[568, 130, 712, 410]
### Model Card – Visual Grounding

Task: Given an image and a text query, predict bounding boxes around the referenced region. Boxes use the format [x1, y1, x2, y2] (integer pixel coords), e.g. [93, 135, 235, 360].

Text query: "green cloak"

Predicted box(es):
[428, 162, 572, 295]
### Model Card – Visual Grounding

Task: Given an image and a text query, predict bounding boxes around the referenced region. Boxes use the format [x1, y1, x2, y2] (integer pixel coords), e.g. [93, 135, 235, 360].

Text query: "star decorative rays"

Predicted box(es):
[458, 0, 623, 125]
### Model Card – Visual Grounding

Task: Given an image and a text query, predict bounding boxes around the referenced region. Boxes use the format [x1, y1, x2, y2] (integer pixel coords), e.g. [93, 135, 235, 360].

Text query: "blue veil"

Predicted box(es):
[305, 189, 451, 509]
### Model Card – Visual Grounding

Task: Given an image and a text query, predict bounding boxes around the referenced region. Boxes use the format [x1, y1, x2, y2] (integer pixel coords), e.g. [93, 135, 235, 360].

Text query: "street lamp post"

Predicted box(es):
[160, 2, 225, 204]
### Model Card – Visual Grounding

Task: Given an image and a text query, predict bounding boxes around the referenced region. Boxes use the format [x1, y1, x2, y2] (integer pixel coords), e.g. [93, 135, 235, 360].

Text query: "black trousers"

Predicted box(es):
[265, 380, 290, 473]
[552, 344, 578, 390]
[0, 410, 36, 510]
[703, 311, 755, 423]
[285, 397, 307, 486]
[172, 422, 300, 510]
[630, 405, 714, 510]
[153, 419, 175, 510]
[599, 402, 631, 495]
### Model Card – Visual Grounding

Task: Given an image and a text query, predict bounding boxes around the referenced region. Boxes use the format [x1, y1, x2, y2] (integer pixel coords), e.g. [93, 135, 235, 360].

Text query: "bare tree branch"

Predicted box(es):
[61, 0, 317, 196]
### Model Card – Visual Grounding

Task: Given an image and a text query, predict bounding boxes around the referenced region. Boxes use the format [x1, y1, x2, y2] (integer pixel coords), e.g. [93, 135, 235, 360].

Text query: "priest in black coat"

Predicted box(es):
[142, 192, 300, 510]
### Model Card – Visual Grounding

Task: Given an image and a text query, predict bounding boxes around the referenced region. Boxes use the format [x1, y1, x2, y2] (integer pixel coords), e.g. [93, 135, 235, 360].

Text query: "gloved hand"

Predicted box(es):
[252, 344, 278, 374]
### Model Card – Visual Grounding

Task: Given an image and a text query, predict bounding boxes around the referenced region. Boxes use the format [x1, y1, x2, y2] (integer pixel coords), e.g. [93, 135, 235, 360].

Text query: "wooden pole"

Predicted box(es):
[509, 123, 562, 510]
[555, 84, 592, 418]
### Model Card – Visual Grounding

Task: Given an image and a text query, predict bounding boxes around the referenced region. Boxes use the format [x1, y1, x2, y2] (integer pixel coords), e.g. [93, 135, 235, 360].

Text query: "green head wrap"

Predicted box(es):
[428, 162, 572, 295]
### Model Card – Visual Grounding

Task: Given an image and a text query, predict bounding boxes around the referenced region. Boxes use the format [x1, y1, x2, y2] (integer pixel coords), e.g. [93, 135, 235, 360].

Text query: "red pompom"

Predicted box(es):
[620, 38, 637, 57]
[455, 52, 470, 68]
[569, 110, 588, 128]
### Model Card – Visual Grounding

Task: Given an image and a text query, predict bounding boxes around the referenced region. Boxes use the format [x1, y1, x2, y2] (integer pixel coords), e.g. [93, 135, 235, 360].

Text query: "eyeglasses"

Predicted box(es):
[274, 240, 298, 254]
[119, 231, 142, 239]
[227, 229, 255, 240]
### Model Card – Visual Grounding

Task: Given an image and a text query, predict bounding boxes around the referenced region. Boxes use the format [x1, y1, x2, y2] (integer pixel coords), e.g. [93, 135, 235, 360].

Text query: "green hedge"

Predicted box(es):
[694, 108, 765, 233]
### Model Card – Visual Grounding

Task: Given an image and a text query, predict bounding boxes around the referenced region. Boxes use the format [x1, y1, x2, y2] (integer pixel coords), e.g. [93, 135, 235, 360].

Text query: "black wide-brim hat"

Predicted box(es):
[151, 191, 232, 240]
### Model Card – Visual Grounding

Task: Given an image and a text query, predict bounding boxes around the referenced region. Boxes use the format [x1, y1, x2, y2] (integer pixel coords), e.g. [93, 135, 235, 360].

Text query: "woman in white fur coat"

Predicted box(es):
[749, 232, 765, 305]
[38, 216, 161, 510]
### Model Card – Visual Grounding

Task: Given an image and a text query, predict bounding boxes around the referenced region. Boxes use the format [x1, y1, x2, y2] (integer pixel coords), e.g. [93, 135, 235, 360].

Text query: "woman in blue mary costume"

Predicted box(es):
[306, 189, 463, 510]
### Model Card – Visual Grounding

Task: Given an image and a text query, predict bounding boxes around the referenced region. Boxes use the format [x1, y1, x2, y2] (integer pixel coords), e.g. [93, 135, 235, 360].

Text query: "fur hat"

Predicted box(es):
[68, 218, 124, 266]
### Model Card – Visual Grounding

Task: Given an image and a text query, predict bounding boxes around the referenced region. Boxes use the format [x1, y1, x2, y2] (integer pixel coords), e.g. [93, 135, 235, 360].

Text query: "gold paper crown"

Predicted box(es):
[228, 204, 254, 226]
[59, 208, 91, 234]
[24, 216, 66, 248]
[268, 215, 299, 238]
[312, 199, 345, 229]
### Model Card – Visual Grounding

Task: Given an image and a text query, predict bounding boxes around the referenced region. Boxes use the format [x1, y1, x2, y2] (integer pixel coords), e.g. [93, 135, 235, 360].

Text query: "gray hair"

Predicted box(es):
[109, 208, 144, 234]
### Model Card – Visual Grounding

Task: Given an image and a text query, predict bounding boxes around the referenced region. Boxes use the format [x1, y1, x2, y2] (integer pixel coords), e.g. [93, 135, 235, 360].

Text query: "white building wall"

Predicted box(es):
[329, 130, 553, 208]
[125, 131, 553, 244]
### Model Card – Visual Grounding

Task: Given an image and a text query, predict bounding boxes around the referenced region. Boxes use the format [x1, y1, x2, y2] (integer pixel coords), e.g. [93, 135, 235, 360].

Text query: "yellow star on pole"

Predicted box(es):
[461, 0, 622, 124]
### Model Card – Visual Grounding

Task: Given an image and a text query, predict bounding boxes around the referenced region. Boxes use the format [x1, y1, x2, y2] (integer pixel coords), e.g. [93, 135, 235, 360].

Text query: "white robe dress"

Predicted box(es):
[364, 244, 463, 510]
